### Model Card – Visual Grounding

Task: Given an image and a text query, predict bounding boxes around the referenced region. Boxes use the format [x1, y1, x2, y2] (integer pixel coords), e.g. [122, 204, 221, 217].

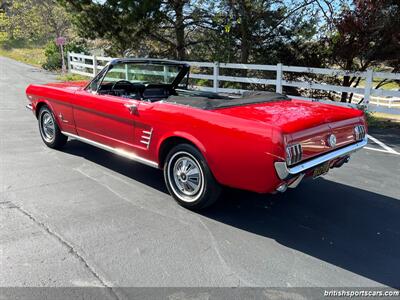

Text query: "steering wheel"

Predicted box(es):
[111, 80, 134, 91]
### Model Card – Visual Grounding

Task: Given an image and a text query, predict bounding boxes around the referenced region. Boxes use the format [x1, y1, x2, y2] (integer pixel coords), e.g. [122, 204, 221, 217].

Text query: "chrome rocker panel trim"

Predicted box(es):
[275, 137, 368, 180]
[61, 131, 159, 169]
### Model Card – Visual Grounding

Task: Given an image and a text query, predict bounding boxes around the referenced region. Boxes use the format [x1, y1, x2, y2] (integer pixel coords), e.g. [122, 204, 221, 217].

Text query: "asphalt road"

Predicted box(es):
[1, 57, 400, 291]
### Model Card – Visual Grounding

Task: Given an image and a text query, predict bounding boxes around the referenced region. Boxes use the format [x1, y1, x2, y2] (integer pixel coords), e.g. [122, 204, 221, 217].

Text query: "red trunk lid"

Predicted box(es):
[215, 98, 364, 133]
[215, 98, 366, 161]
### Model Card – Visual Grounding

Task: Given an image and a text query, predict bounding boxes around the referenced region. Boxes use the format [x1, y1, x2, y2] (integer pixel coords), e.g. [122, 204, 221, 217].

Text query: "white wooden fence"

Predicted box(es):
[67, 52, 400, 108]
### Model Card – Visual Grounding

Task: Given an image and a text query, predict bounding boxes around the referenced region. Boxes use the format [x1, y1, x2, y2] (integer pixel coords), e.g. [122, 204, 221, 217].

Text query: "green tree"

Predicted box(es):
[147, 0, 216, 60]
[59, 0, 163, 55]
[0, 0, 72, 43]
[212, 0, 322, 65]
[327, 0, 400, 102]
[60, 0, 216, 60]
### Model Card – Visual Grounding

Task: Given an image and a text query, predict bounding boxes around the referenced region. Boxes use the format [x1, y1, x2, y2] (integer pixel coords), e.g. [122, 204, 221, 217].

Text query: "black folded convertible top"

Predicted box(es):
[165, 91, 290, 110]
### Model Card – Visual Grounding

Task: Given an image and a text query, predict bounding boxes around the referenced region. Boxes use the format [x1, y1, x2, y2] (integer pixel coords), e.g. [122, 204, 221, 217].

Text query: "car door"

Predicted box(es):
[72, 59, 189, 156]
[72, 89, 138, 152]
[72, 61, 144, 152]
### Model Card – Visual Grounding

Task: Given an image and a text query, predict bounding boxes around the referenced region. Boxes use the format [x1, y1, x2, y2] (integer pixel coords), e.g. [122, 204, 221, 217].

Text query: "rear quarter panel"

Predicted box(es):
[147, 102, 285, 193]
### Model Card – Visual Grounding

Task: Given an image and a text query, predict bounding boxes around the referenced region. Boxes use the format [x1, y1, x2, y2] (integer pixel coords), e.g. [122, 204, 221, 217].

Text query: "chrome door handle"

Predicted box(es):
[124, 103, 138, 114]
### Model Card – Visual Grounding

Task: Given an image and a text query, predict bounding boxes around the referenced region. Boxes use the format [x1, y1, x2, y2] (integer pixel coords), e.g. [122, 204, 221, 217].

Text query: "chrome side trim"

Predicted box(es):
[61, 131, 159, 168]
[275, 137, 368, 180]
[26, 104, 33, 110]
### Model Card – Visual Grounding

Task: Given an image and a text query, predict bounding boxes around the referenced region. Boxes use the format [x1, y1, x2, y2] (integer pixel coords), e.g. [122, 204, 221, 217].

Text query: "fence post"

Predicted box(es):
[364, 68, 373, 109]
[163, 65, 168, 83]
[213, 62, 219, 93]
[276, 63, 283, 93]
[67, 52, 71, 73]
[125, 64, 129, 80]
[93, 55, 98, 76]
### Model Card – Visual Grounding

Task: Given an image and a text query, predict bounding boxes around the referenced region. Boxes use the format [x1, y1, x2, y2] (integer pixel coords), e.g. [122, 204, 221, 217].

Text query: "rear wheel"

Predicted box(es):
[164, 144, 221, 210]
[38, 105, 68, 149]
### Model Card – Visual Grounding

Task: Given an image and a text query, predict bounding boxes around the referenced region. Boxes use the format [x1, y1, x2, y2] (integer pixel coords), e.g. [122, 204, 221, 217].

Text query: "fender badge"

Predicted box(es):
[59, 113, 69, 123]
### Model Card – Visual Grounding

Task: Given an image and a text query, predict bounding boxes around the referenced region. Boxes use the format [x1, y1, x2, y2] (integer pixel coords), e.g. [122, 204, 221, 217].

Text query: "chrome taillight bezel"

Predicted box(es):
[286, 143, 302, 166]
[354, 125, 366, 141]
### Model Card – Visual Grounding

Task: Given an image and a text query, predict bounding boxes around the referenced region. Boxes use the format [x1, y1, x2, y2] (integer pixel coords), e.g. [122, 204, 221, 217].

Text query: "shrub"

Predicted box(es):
[42, 40, 87, 71]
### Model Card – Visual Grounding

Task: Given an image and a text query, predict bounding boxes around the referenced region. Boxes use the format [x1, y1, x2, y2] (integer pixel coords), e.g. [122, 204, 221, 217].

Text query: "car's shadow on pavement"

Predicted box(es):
[64, 140, 169, 193]
[205, 182, 400, 288]
[64, 140, 400, 287]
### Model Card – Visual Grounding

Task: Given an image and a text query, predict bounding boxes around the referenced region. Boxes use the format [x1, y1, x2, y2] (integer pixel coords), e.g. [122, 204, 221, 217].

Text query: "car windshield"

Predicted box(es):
[86, 60, 189, 101]
[103, 62, 183, 85]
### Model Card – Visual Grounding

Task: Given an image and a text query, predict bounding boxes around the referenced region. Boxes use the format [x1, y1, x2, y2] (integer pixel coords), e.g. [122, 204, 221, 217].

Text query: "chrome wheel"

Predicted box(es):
[40, 111, 55, 143]
[164, 144, 221, 209]
[167, 151, 205, 202]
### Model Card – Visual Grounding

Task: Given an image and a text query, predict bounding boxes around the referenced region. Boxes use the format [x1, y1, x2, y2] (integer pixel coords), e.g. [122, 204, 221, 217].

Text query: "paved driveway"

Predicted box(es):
[1, 56, 400, 290]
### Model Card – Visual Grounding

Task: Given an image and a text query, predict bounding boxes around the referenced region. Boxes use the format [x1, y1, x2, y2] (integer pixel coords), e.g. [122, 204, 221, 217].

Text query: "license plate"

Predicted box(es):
[313, 162, 330, 179]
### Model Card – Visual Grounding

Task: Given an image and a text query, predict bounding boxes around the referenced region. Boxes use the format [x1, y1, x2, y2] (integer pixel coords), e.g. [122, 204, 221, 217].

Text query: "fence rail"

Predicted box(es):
[67, 52, 400, 108]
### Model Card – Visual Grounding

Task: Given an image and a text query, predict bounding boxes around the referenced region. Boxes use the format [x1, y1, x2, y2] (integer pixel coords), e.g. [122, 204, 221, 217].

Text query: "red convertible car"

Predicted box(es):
[26, 58, 367, 209]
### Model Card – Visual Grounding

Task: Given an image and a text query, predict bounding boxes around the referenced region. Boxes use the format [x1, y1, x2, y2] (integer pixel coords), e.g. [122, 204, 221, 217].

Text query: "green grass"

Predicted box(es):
[365, 111, 400, 129]
[0, 46, 46, 67]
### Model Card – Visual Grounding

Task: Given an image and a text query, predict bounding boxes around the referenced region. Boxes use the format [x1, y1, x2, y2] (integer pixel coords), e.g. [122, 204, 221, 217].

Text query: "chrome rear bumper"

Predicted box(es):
[274, 137, 368, 180]
[26, 104, 33, 111]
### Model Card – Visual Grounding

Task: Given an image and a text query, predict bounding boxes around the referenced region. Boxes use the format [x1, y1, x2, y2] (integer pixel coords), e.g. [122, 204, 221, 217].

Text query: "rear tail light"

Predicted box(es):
[354, 125, 366, 141]
[286, 143, 302, 166]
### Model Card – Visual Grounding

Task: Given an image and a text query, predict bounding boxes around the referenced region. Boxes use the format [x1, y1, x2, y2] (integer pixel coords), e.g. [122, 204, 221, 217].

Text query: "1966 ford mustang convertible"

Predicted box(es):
[26, 58, 367, 209]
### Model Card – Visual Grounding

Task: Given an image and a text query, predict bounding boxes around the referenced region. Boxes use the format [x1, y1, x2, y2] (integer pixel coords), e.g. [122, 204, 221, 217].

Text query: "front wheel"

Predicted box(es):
[164, 144, 221, 210]
[38, 105, 68, 149]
